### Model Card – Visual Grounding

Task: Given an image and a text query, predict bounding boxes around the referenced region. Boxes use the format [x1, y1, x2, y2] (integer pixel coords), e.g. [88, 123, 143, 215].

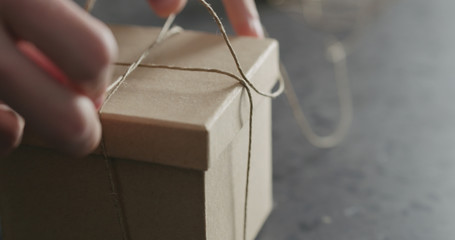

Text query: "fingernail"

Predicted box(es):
[94, 93, 105, 111]
[0, 107, 24, 156]
[62, 97, 102, 157]
[251, 19, 265, 38]
[13, 114, 25, 148]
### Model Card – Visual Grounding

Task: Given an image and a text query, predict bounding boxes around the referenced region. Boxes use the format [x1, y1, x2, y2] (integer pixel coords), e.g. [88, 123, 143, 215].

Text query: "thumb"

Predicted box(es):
[222, 0, 264, 38]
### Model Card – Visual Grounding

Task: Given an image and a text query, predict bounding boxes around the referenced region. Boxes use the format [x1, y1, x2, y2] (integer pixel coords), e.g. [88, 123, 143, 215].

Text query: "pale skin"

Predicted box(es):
[0, 0, 264, 156]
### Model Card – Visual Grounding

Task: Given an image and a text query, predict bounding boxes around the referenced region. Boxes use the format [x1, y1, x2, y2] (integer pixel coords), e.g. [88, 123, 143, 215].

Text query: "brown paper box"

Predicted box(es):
[0, 25, 279, 240]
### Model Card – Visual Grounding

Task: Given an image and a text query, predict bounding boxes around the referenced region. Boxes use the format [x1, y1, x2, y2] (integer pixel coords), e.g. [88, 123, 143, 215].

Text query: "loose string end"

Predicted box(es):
[279, 39, 352, 148]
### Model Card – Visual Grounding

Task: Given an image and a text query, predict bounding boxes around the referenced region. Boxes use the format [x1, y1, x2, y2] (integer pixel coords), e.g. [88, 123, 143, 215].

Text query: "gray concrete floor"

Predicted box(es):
[3, 0, 455, 239]
[262, 0, 455, 239]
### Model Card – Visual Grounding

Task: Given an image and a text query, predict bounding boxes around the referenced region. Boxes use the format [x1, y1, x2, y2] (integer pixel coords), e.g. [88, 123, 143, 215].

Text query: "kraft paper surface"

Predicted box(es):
[99, 25, 279, 170]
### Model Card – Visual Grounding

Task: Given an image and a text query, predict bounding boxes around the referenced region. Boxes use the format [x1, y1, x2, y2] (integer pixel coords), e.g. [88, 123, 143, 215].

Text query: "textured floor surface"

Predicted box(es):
[3, 0, 455, 239]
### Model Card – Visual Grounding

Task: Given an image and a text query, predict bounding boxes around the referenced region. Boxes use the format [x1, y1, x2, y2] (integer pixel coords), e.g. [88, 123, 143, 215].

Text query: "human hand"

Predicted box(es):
[147, 0, 264, 38]
[0, 0, 117, 156]
[0, 0, 263, 157]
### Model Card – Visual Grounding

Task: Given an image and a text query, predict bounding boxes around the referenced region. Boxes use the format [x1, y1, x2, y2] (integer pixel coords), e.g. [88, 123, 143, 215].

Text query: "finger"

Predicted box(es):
[147, 0, 187, 17]
[222, 0, 264, 38]
[0, 103, 24, 156]
[0, 27, 101, 156]
[1, 0, 117, 101]
[15, 41, 106, 109]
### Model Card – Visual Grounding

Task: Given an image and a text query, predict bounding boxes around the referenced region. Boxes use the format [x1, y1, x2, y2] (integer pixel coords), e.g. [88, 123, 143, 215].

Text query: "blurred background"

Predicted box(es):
[8, 0, 455, 239]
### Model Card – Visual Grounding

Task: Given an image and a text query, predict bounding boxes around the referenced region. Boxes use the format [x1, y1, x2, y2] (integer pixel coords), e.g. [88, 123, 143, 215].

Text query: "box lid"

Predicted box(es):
[28, 25, 280, 171]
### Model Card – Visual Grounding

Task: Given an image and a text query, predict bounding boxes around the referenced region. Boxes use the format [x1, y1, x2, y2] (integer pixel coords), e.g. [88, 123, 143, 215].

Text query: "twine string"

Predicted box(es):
[87, 1, 283, 240]
[105, 15, 182, 95]
[97, 15, 183, 240]
[198, 0, 284, 98]
[85, 0, 353, 239]
[263, 0, 356, 148]
[278, 40, 352, 148]
[98, 140, 130, 240]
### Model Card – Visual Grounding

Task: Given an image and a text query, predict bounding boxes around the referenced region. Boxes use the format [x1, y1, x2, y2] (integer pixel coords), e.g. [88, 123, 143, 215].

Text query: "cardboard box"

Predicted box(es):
[0, 25, 280, 240]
